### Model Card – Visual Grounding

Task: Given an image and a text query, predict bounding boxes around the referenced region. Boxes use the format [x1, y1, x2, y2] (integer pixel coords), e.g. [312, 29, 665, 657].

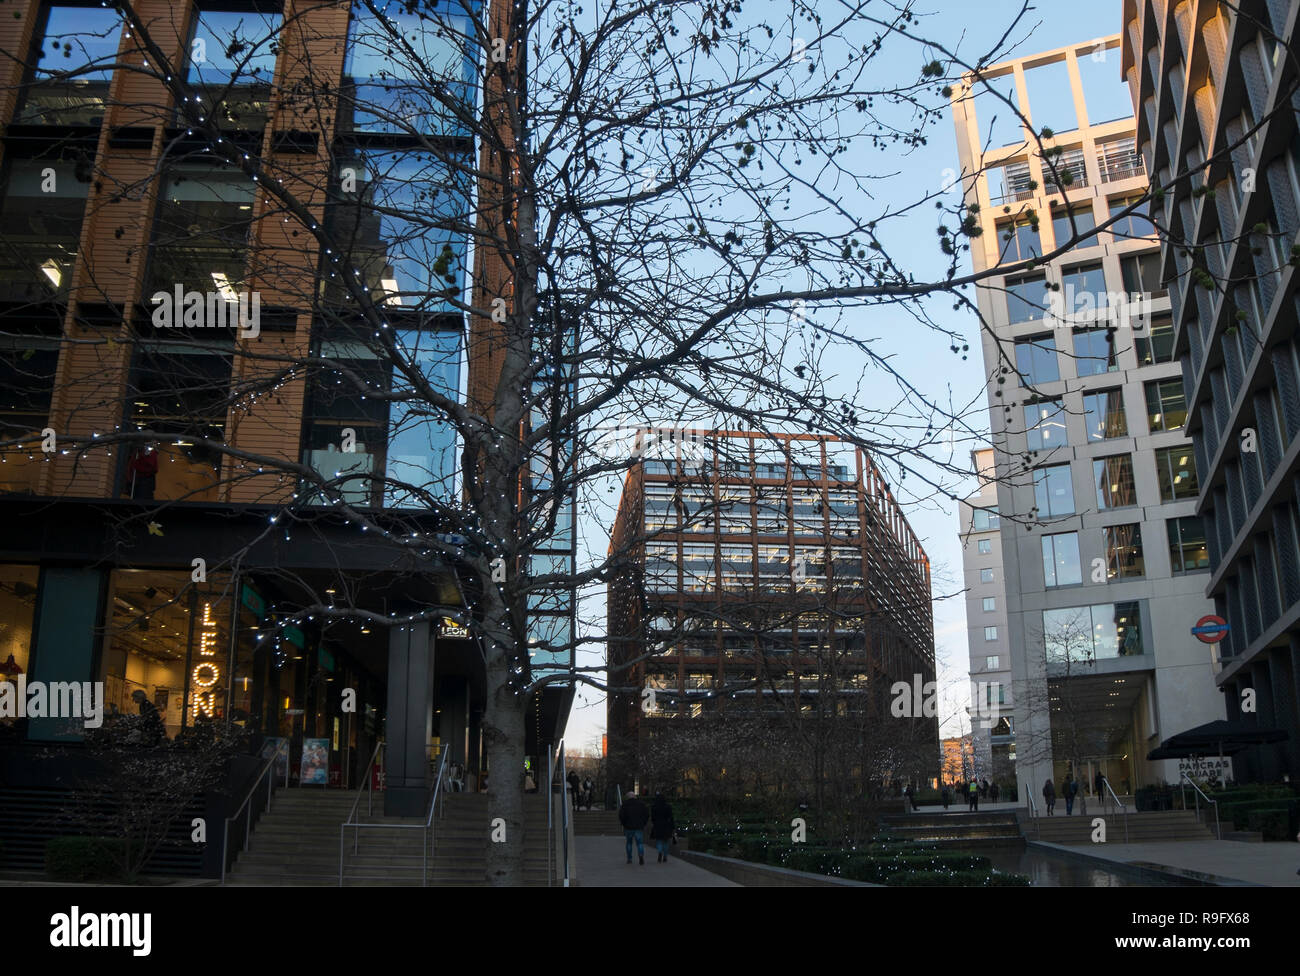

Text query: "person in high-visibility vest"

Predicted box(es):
[967, 779, 979, 812]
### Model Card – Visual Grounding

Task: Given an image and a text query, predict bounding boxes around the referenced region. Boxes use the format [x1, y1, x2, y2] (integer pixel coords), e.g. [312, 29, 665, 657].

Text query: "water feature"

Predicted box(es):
[984, 848, 1199, 886]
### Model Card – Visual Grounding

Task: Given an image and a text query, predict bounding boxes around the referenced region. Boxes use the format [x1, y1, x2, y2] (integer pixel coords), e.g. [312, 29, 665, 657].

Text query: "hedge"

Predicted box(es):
[46, 837, 126, 883]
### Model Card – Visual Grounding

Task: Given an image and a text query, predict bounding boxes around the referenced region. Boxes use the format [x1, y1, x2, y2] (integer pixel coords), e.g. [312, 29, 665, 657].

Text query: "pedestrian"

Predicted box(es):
[1095, 771, 1107, 808]
[582, 775, 594, 810]
[1043, 778, 1056, 815]
[967, 779, 978, 811]
[903, 782, 916, 811]
[130, 689, 165, 745]
[619, 790, 650, 865]
[650, 793, 675, 862]
[567, 769, 581, 810]
[1064, 774, 1077, 815]
[941, 782, 950, 809]
[990, 782, 1000, 803]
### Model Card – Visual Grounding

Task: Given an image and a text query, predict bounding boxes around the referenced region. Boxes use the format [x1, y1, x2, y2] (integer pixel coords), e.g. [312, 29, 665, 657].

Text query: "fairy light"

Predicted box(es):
[191, 602, 221, 721]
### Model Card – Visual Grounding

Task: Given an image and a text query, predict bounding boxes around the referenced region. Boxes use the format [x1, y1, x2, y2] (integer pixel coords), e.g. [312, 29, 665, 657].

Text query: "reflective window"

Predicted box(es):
[984, 626, 998, 641]
[1024, 398, 1068, 451]
[1135, 315, 1175, 365]
[1104, 523, 1145, 578]
[1007, 275, 1049, 324]
[1167, 516, 1210, 572]
[980, 568, 995, 583]
[972, 507, 1001, 531]
[1094, 454, 1137, 509]
[1034, 463, 1075, 516]
[0, 157, 90, 303]
[1051, 205, 1097, 249]
[16, 4, 120, 125]
[1155, 446, 1199, 500]
[1073, 328, 1119, 375]
[1108, 198, 1157, 241]
[1015, 334, 1060, 384]
[1043, 601, 1144, 664]
[978, 539, 992, 554]
[1083, 388, 1127, 441]
[1041, 531, 1082, 587]
[982, 597, 996, 612]
[1145, 378, 1187, 432]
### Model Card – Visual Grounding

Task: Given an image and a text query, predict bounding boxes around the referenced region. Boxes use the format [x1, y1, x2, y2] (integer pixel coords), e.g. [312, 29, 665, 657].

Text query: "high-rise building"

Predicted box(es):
[1123, 0, 1300, 780]
[950, 34, 1223, 800]
[0, 0, 572, 875]
[606, 430, 937, 792]
[958, 448, 1014, 786]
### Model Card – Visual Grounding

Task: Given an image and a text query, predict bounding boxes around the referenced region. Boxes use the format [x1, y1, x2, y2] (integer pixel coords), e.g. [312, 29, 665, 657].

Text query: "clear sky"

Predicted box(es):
[562, 1, 1129, 754]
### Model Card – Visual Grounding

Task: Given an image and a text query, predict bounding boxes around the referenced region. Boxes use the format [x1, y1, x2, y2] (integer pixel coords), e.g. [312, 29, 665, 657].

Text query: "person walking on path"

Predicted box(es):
[1043, 778, 1056, 815]
[990, 782, 999, 803]
[1095, 771, 1107, 809]
[1063, 774, 1077, 815]
[582, 775, 594, 810]
[619, 790, 650, 865]
[649, 794, 675, 862]
[967, 779, 978, 811]
[567, 769, 581, 810]
[941, 782, 950, 809]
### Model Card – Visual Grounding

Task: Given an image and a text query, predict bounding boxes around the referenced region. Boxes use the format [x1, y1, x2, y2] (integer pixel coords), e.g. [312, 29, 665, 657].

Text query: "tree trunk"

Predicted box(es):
[483, 656, 527, 886]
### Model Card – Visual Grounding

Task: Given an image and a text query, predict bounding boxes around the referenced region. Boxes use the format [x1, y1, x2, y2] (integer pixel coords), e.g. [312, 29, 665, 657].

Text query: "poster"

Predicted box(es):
[261, 737, 290, 781]
[300, 738, 329, 785]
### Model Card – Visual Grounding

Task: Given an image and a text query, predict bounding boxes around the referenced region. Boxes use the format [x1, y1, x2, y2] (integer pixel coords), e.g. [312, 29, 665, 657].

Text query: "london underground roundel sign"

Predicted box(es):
[1191, 615, 1229, 643]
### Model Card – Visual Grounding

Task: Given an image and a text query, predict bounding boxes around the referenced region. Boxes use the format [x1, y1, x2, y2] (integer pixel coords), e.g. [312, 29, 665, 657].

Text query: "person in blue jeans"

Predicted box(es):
[649, 794, 675, 862]
[619, 790, 650, 865]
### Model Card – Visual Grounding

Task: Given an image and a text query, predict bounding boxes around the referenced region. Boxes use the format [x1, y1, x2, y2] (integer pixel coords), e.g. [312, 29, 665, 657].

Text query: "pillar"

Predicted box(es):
[384, 619, 434, 815]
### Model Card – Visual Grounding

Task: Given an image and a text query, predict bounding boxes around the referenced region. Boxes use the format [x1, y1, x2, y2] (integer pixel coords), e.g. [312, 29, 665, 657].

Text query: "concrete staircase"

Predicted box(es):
[225, 788, 554, 886]
[571, 807, 622, 836]
[880, 812, 1025, 849]
[1026, 809, 1215, 844]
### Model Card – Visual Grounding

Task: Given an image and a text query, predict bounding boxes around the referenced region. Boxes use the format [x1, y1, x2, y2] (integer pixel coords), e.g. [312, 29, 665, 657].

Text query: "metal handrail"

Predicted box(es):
[220, 750, 280, 884]
[1179, 771, 1221, 840]
[338, 742, 448, 886]
[557, 739, 571, 887]
[422, 741, 452, 884]
[344, 740, 384, 833]
[1104, 778, 1130, 843]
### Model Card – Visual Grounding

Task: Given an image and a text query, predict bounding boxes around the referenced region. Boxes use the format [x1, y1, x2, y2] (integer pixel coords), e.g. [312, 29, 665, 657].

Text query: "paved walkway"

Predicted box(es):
[1035, 840, 1300, 886]
[575, 835, 739, 887]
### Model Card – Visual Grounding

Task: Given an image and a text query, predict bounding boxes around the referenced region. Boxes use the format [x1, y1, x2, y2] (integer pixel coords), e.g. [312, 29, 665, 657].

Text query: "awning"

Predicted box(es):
[1146, 720, 1288, 760]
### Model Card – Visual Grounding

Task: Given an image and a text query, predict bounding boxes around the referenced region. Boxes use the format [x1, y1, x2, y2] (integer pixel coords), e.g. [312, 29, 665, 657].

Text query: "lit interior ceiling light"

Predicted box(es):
[40, 261, 62, 288]
[210, 271, 240, 302]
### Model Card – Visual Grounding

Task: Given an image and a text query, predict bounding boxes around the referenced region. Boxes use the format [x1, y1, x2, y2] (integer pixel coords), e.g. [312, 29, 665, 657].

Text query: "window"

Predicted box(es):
[1060, 264, 1109, 317]
[980, 568, 995, 583]
[997, 220, 1040, 262]
[1097, 136, 1144, 181]
[985, 654, 1000, 670]
[0, 157, 90, 303]
[1072, 328, 1119, 375]
[1135, 315, 1175, 365]
[972, 507, 1001, 531]
[185, 5, 282, 130]
[984, 626, 998, 641]
[1083, 388, 1128, 441]
[1104, 523, 1145, 578]
[1041, 532, 1082, 587]
[1043, 601, 1144, 664]
[1094, 455, 1137, 509]
[982, 597, 996, 612]
[1015, 334, 1060, 384]
[1052, 204, 1098, 249]
[1167, 516, 1210, 572]
[1108, 197, 1157, 240]
[978, 539, 993, 554]
[1155, 446, 1199, 500]
[1006, 275, 1048, 324]
[1121, 250, 1166, 297]
[147, 161, 257, 297]
[986, 683, 1007, 705]
[342, 1, 475, 136]
[1024, 398, 1068, 451]
[16, 4, 120, 125]
[1145, 378, 1187, 432]
[1034, 463, 1075, 516]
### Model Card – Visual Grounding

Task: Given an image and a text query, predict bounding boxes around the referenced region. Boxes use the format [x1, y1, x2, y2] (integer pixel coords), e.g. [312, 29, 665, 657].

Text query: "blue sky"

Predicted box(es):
[563, 1, 1130, 754]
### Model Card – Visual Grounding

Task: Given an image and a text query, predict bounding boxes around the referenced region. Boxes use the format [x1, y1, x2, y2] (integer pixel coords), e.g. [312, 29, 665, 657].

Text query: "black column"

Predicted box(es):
[384, 620, 434, 815]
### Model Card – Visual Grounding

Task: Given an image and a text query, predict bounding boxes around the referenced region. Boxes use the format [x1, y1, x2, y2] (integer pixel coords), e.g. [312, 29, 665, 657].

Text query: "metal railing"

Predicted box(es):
[547, 739, 572, 887]
[1180, 771, 1221, 840]
[337, 742, 449, 886]
[220, 750, 284, 884]
[1024, 784, 1040, 838]
[1103, 779, 1130, 843]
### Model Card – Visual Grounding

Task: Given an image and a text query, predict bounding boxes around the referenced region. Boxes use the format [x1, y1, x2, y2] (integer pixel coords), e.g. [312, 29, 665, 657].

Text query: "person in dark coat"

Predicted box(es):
[990, 781, 1000, 803]
[1095, 771, 1107, 807]
[567, 769, 581, 810]
[941, 782, 950, 809]
[1043, 778, 1057, 815]
[130, 689, 165, 745]
[619, 790, 650, 865]
[649, 794, 675, 862]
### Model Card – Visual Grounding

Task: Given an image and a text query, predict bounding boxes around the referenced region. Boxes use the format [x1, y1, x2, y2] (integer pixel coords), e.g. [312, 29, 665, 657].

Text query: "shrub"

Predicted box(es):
[1244, 808, 1290, 841]
[889, 869, 1030, 887]
[46, 837, 125, 883]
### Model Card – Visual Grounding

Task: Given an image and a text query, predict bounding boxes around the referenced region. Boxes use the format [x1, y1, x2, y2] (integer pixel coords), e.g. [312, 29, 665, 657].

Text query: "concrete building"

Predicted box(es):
[957, 448, 1014, 786]
[1123, 0, 1300, 780]
[950, 34, 1224, 801]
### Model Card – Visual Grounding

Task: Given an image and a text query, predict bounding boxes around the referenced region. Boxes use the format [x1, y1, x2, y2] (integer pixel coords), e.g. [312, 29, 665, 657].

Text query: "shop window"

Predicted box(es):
[98, 570, 248, 739]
